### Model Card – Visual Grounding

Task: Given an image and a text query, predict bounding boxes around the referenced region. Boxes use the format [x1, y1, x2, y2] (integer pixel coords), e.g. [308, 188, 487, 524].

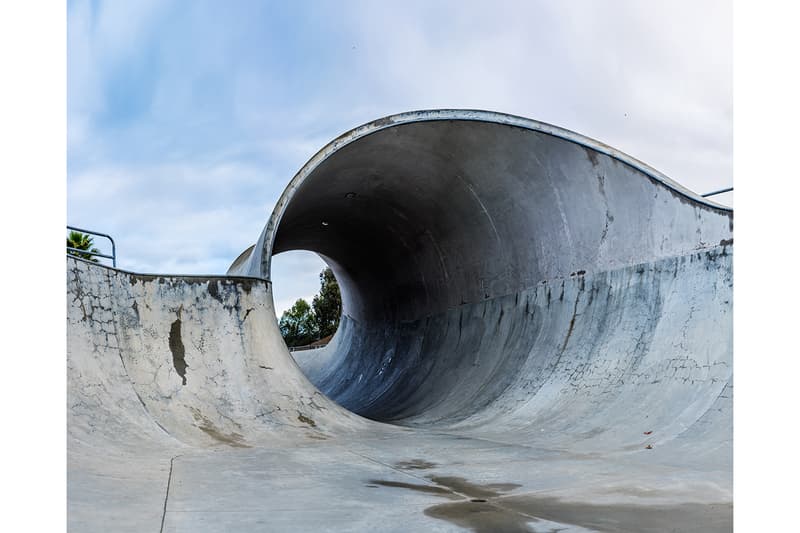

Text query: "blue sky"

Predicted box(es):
[67, 0, 732, 314]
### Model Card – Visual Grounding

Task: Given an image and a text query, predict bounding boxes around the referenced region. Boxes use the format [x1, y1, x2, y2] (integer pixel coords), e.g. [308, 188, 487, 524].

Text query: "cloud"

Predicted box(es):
[68, 159, 277, 273]
[340, 0, 732, 192]
[68, 0, 732, 299]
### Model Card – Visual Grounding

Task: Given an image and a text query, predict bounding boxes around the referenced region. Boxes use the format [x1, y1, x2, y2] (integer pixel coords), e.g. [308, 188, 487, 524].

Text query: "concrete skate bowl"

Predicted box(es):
[68, 110, 733, 532]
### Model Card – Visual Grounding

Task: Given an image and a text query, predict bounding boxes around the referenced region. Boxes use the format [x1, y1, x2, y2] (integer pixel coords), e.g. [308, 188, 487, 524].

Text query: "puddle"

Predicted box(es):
[367, 473, 732, 532]
[496, 496, 733, 533]
[425, 499, 539, 533]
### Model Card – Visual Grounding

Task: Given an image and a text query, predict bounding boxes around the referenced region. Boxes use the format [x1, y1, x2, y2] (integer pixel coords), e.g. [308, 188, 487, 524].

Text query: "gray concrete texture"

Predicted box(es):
[68, 110, 733, 532]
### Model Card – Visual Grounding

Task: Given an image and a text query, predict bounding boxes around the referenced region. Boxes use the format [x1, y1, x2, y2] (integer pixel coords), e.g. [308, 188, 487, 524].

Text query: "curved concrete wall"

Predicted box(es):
[232, 110, 732, 430]
[69, 110, 733, 532]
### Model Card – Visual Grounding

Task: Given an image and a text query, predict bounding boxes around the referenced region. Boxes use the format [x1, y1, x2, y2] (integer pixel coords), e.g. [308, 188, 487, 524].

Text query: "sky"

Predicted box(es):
[67, 0, 733, 315]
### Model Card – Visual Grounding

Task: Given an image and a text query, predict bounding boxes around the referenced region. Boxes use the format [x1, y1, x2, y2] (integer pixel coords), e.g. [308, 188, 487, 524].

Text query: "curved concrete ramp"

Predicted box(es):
[68, 111, 733, 532]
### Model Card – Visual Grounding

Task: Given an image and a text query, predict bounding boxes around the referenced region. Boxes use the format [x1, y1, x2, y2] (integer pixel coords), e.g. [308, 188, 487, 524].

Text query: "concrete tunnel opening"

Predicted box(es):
[235, 111, 733, 428]
[268, 122, 542, 425]
[268, 154, 504, 425]
[269, 249, 343, 350]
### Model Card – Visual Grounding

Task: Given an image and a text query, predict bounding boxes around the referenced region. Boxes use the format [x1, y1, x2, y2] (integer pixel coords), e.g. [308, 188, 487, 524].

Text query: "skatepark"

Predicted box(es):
[67, 110, 733, 532]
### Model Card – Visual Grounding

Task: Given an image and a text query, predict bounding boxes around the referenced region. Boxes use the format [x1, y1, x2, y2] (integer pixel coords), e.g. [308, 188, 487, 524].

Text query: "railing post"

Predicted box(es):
[67, 225, 116, 267]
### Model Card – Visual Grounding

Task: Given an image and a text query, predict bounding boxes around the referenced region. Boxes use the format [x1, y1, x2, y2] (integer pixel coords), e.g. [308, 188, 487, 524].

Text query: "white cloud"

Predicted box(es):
[68, 159, 280, 274]
[68, 0, 732, 303]
[341, 0, 732, 197]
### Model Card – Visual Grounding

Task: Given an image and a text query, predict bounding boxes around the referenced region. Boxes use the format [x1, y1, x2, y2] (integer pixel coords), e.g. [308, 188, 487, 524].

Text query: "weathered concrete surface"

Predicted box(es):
[68, 110, 732, 532]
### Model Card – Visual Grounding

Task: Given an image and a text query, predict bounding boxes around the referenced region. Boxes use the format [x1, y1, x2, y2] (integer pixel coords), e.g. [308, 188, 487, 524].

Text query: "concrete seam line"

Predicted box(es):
[159, 455, 180, 533]
[344, 449, 444, 485]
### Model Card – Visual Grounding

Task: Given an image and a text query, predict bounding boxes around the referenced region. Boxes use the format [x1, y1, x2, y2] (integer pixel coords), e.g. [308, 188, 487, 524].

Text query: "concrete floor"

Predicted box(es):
[70, 431, 731, 532]
[67, 111, 732, 532]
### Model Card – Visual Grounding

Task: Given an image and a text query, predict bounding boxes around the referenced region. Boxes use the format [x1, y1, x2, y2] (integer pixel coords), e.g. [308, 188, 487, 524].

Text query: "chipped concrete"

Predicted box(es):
[68, 111, 732, 532]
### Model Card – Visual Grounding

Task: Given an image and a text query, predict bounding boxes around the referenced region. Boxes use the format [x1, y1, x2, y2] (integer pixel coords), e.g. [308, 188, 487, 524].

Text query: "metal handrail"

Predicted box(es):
[66, 225, 116, 267]
[701, 187, 733, 198]
[289, 343, 329, 352]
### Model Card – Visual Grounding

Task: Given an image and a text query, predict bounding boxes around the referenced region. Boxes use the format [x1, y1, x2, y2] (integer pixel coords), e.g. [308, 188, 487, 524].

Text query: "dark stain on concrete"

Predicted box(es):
[189, 408, 250, 448]
[425, 499, 535, 532]
[207, 280, 225, 304]
[196, 422, 250, 448]
[370, 473, 732, 533]
[395, 459, 437, 470]
[131, 300, 140, 321]
[371, 116, 394, 128]
[127, 272, 262, 296]
[168, 318, 187, 386]
[494, 495, 732, 533]
[560, 297, 580, 354]
[367, 479, 462, 500]
[429, 477, 521, 500]
[368, 475, 529, 531]
[585, 146, 600, 167]
[298, 413, 317, 427]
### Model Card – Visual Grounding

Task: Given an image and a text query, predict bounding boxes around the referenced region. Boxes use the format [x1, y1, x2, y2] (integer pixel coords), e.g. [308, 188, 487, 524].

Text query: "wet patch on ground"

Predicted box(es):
[367, 479, 462, 500]
[367, 473, 732, 533]
[426, 499, 539, 533]
[497, 495, 732, 533]
[429, 477, 522, 500]
[395, 459, 437, 470]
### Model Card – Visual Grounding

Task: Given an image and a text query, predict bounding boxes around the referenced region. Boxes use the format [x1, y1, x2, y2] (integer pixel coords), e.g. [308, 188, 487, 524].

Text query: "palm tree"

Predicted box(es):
[67, 231, 100, 262]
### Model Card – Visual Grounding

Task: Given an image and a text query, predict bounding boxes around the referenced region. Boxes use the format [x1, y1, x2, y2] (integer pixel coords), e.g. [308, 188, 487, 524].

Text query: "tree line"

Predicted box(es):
[279, 267, 342, 347]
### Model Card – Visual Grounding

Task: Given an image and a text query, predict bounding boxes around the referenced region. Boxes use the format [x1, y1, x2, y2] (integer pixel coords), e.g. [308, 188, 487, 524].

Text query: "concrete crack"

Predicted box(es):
[159, 455, 180, 533]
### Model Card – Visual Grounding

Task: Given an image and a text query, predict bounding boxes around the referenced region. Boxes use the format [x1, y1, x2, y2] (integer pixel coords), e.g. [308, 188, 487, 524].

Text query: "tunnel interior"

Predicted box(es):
[262, 115, 732, 427]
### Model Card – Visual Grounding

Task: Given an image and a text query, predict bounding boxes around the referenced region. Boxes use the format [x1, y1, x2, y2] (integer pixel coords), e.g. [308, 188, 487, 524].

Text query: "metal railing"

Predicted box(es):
[66, 225, 116, 267]
[289, 343, 329, 353]
[701, 187, 733, 198]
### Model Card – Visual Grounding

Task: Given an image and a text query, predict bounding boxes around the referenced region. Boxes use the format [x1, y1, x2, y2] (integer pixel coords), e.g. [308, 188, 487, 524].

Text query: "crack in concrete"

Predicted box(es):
[159, 455, 180, 533]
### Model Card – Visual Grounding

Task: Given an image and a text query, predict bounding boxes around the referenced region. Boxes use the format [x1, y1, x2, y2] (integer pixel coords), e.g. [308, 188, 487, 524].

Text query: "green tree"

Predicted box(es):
[279, 298, 319, 347]
[67, 230, 100, 262]
[312, 267, 342, 338]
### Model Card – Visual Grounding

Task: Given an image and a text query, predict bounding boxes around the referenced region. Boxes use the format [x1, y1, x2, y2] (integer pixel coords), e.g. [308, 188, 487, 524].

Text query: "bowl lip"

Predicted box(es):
[258, 108, 733, 279]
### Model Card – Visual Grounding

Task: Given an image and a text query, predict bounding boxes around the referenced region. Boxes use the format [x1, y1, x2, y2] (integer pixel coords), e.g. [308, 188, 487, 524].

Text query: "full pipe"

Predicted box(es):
[68, 110, 733, 532]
